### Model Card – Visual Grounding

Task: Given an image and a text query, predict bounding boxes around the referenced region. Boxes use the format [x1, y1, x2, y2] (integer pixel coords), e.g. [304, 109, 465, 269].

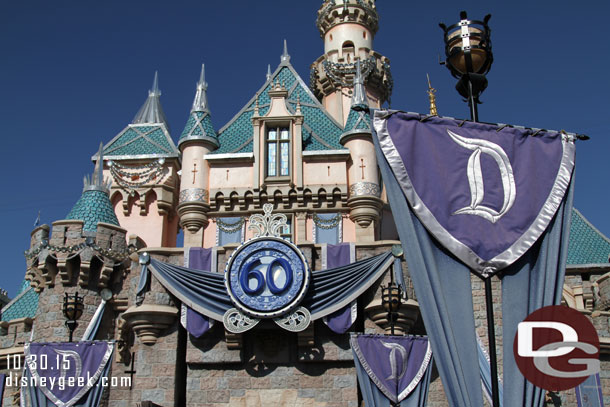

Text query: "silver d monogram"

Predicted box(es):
[381, 341, 408, 381]
[447, 129, 516, 223]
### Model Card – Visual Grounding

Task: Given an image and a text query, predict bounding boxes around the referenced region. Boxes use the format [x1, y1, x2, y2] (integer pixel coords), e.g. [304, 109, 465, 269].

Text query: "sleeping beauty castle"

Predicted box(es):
[1, 1, 609, 406]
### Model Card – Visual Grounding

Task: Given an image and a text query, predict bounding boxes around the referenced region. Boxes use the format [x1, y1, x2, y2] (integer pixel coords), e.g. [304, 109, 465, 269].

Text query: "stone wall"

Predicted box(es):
[186, 324, 358, 407]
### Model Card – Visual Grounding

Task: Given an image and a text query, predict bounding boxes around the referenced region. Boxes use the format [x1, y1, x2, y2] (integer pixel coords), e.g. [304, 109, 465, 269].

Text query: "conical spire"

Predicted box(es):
[85, 143, 112, 193]
[191, 64, 210, 114]
[132, 71, 169, 126]
[351, 61, 369, 111]
[178, 65, 219, 149]
[280, 39, 291, 65]
[340, 61, 371, 143]
[266, 64, 272, 82]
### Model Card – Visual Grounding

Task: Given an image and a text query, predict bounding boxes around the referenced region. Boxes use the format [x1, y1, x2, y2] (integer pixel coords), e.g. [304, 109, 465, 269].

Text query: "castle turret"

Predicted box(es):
[67, 145, 119, 232]
[340, 62, 382, 241]
[98, 72, 181, 247]
[310, 0, 392, 125]
[177, 65, 219, 247]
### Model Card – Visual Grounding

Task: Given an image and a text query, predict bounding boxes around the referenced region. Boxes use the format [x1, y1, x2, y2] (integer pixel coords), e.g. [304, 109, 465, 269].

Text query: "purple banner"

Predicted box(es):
[374, 111, 575, 275]
[24, 341, 113, 407]
[575, 373, 604, 407]
[323, 243, 356, 334]
[351, 334, 432, 403]
[0, 373, 5, 407]
[182, 247, 214, 337]
[186, 247, 212, 271]
[327, 243, 351, 269]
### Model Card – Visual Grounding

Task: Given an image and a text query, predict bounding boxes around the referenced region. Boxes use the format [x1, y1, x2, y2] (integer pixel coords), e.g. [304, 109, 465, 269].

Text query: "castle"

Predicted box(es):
[1, 1, 609, 406]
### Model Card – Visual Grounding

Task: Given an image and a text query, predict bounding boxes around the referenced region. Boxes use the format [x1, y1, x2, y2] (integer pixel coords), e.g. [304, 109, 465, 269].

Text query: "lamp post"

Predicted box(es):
[382, 279, 402, 336]
[441, 12, 499, 407]
[63, 292, 84, 342]
[440, 11, 492, 122]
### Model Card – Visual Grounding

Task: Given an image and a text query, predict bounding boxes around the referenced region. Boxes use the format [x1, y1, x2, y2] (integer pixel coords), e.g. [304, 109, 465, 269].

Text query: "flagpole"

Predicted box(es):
[483, 276, 501, 407]
[466, 77, 501, 407]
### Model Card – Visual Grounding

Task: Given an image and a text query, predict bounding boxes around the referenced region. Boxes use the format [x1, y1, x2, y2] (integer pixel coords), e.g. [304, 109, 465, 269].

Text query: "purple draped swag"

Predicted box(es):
[373, 110, 575, 407]
[322, 243, 358, 334]
[351, 334, 432, 406]
[23, 341, 114, 407]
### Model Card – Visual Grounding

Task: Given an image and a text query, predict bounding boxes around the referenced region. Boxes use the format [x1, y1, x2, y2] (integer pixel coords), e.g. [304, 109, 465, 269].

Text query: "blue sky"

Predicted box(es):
[1, 1, 608, 296]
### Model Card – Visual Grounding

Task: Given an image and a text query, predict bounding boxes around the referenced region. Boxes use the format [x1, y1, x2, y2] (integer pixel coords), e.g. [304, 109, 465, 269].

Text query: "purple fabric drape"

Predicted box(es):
[575, 374, 604, 407]
[182, 247, 215, 337]
[0, 373, 5, 407]
[323, 243, 357, 333]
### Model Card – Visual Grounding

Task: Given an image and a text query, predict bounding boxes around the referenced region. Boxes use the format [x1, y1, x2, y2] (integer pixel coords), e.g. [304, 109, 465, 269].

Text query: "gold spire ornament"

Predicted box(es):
[427, 74, 438, 116]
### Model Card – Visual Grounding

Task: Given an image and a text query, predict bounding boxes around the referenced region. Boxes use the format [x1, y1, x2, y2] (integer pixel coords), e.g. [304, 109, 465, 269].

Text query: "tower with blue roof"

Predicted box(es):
[99, 72, 181, 248]
[177, 65, 220, 247]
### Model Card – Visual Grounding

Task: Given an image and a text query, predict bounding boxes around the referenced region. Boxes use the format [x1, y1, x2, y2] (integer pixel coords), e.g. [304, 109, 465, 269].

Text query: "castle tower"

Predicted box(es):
[177, 65, 219, 247]
[310, 0, 392, 125]
[99, 72, 181, 248]
[340, 62, 382, 241]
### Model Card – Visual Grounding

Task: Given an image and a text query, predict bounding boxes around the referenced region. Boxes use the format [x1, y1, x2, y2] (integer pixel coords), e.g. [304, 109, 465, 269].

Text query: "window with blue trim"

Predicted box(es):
[266, 126, 290, 178]
[313, 213, 341, 244]
[217, 217, 244, 245]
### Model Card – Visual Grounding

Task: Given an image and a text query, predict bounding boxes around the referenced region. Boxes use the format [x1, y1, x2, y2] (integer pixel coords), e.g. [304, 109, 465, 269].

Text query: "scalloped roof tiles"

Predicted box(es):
[1, 282, 39, 322]
[179, 111, 217, 142]
[343, 108, 371, 134]
[103, 124, 179, 158]
[567, 209, 610, 265]
[66, 189, 120, 232]
[214, 63, 345, 154]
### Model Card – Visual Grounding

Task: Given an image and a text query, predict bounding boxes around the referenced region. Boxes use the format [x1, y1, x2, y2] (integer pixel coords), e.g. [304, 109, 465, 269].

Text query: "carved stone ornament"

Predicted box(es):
[349, 181, 381, 198]
[273, 306, 311, 332]
[248, 203, 289, 238]
[179, 188, 209, 204]
[223, 308, 260, 333]
[121, 304, 178, 345]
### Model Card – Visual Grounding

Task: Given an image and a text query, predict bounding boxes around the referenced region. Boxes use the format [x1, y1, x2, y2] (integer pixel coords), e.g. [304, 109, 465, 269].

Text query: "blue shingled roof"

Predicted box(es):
[1, 282, 39, 322]
[343, 108, 371, 134]
[178, 111, 219, 148]
[66, 189, 120, 232]
[102, 124, 179, 158]
[214, 63, 345, 154]
[567, 209, 610, 265]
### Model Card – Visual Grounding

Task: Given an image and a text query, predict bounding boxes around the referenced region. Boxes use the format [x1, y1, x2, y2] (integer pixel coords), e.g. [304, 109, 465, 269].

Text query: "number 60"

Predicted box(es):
[240, 258, 293, 295]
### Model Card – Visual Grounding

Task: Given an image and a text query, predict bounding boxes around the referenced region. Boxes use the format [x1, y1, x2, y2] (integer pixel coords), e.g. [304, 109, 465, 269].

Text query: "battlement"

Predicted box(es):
[316, 0, 379, 38]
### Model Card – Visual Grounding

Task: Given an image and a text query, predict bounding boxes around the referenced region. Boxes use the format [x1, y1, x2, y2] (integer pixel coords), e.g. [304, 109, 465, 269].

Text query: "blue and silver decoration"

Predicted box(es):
[223, 204, 311, 332]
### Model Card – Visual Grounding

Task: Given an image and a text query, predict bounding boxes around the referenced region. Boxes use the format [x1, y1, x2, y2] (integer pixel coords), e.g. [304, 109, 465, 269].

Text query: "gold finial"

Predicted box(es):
[427, 74, 438, 116]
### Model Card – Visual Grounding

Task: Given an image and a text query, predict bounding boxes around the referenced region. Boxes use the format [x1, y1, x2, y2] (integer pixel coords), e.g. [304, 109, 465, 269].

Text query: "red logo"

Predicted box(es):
[513, 305, 600, 391]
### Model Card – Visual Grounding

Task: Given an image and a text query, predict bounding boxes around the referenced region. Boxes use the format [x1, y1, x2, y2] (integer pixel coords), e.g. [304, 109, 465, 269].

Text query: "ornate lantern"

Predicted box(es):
[440, 11, 493, 121]
[63, 292, 84, 342]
